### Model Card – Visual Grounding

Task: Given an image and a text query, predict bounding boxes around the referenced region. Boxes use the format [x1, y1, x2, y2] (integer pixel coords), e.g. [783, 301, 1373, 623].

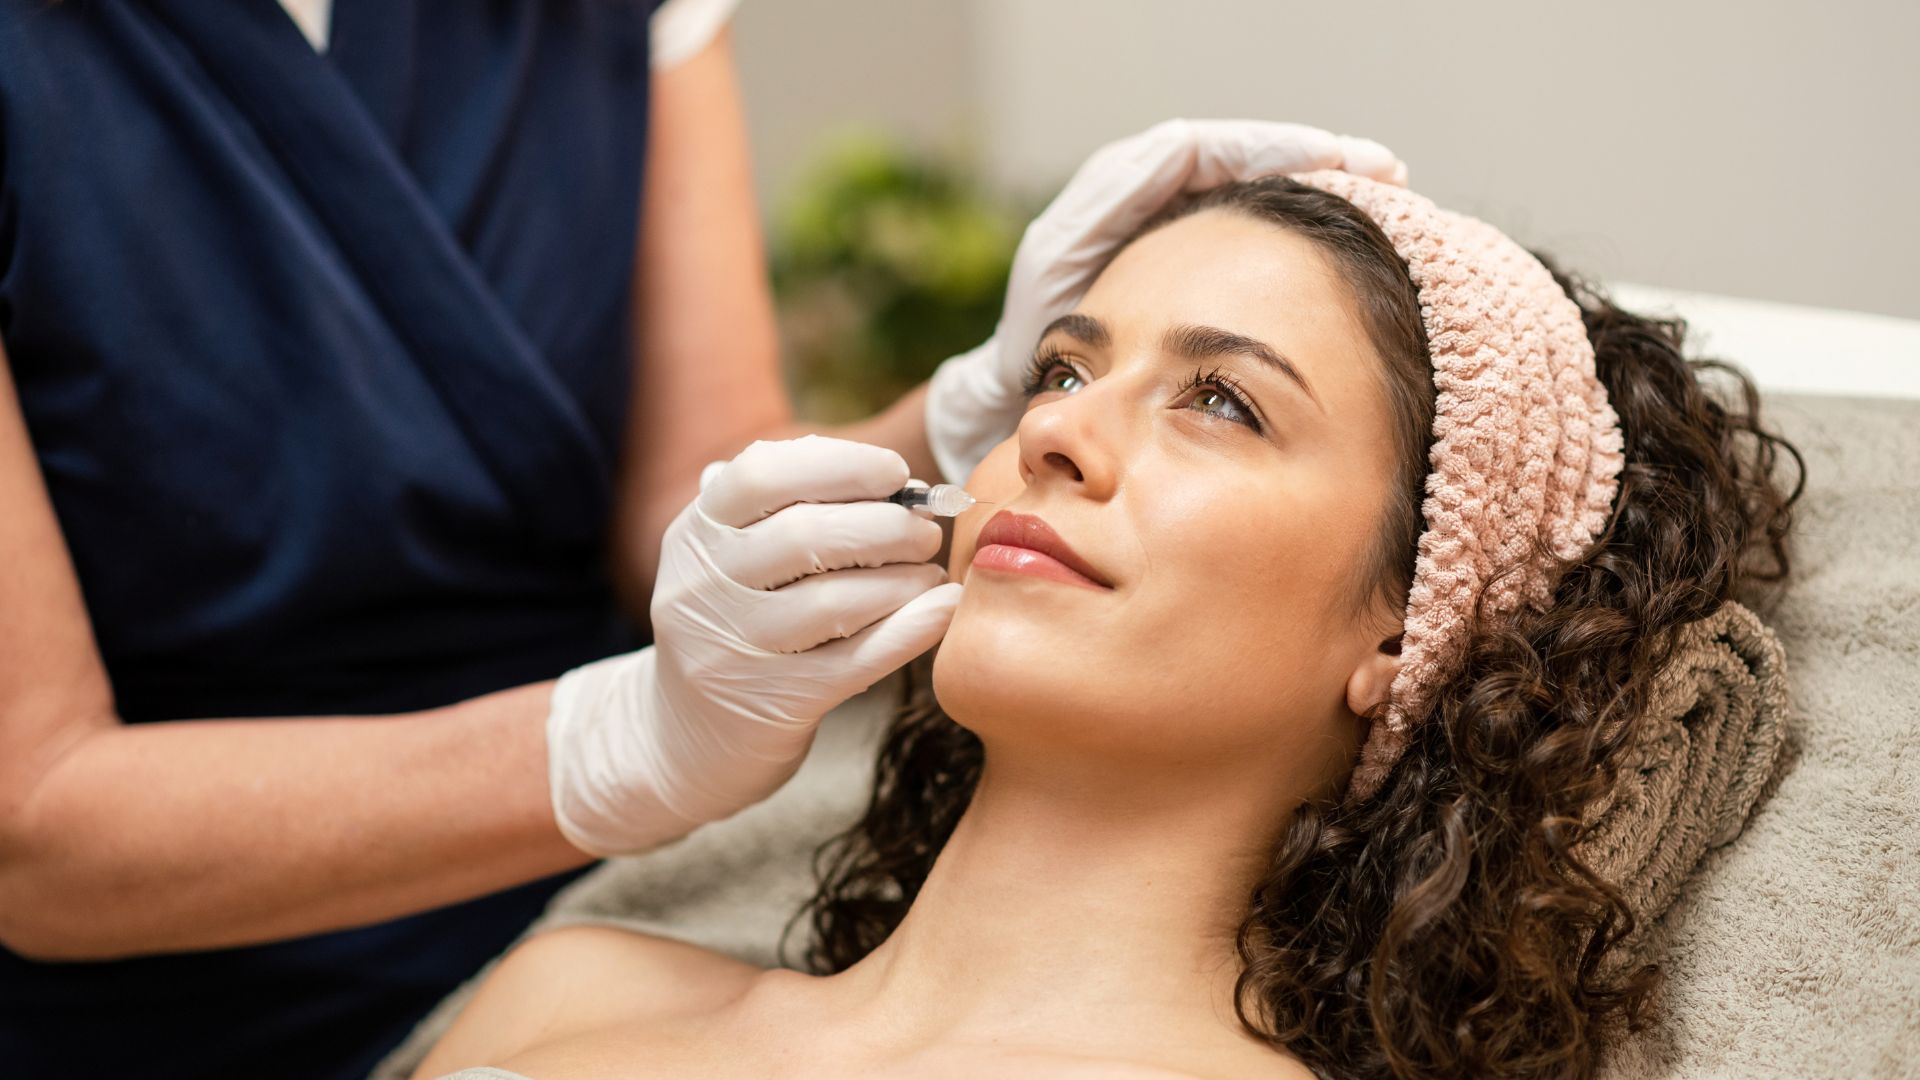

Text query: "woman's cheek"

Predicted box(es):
[1124, 459, 1305, 610]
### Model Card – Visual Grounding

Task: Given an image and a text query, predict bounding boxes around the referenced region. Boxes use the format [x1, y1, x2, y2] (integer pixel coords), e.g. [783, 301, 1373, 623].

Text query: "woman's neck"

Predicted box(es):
[819, 747, 1291, 1053]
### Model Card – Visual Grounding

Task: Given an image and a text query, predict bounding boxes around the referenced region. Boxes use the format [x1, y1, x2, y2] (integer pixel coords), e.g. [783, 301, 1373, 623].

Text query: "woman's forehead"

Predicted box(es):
[1069, 209, 1384, 403]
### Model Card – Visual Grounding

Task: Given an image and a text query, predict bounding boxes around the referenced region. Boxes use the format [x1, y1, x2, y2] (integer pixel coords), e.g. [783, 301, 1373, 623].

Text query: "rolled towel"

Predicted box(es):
[1574, 599, 1791, 975]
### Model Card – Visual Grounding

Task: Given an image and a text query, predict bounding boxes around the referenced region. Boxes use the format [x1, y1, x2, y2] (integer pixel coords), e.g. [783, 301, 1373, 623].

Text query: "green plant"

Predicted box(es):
[770, 132, 1025, 422]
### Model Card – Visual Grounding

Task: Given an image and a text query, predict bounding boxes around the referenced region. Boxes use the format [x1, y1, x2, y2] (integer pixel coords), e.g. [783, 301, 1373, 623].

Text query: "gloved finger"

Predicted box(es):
[805, 581, 963, 687]
[1032, 120, 1342, 248]
[752, 562, 949, 655]
[1331, 134, 1405, 185]
[717, 500, 944, 590]
[1004, 119, 1361, 351]
[700, 435, 910, 529]
[1020, 119, 1401, 260]
[1181, 119, 1344, 190]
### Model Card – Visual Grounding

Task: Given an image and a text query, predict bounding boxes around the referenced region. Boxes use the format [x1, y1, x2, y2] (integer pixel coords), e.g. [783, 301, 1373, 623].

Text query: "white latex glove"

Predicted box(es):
[546, 435, 962, 856]
[925, 118, 1408, 482]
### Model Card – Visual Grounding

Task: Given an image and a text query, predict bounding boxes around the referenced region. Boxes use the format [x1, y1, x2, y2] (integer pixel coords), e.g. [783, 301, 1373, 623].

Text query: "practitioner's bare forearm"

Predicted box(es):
[0, 680, 591, 961]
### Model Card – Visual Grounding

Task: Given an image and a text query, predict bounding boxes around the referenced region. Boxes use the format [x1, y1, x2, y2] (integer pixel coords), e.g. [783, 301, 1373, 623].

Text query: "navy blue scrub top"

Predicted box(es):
[0, 2, 664, 1076]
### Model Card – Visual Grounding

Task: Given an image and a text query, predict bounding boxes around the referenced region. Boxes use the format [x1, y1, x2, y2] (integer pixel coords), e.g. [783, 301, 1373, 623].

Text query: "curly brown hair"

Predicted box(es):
[786, 177, 1806, 1079]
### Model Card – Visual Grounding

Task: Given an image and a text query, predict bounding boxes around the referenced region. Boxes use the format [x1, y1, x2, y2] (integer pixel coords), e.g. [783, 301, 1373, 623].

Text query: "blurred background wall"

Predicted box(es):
[734, 0, 1919, 321]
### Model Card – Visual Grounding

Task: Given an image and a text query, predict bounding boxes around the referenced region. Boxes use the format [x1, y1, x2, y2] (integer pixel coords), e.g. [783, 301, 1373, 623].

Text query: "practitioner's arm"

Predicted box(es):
[0, 338, 592, 961]
[609, 27, 942, 617]
[612, 24, 788, 616]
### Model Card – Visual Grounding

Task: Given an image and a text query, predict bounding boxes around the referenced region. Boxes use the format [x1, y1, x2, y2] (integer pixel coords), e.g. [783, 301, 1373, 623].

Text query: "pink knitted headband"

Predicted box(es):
[1282, 171, 1628, 805]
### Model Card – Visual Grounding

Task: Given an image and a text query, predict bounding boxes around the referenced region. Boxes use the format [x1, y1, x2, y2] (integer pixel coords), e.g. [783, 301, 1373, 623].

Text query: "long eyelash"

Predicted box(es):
[1174, 365, 1264, 434]
[1021, 346, 1073, 397]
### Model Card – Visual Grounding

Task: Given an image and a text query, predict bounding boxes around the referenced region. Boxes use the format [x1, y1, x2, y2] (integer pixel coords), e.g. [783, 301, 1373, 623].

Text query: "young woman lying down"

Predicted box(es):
[415, 172, 1801, 1080]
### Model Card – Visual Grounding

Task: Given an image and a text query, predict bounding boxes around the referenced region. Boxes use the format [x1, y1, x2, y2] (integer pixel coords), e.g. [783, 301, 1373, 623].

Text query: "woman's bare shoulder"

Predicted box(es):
[989, 1038, 1316, 1080]
[501, 923, 761, 1008]
[413, 924, 761, 1078]
[1124, 1058, 1315, 1080]
[1107, 1036, 1320, 1080]
[1086, 1057, 1314, 1080]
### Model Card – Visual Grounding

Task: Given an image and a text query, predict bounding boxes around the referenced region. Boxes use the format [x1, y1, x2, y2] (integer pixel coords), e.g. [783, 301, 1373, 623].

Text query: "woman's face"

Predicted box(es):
[935, 208, 1407, 797]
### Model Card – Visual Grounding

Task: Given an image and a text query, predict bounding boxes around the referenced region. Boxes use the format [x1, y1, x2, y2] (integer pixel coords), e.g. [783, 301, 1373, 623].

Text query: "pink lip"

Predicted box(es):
[970, 511, 1114, 591]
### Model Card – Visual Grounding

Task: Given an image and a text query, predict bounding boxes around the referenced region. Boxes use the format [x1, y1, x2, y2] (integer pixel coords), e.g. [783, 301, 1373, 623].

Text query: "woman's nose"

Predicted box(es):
[1014, 383, 1119, 500]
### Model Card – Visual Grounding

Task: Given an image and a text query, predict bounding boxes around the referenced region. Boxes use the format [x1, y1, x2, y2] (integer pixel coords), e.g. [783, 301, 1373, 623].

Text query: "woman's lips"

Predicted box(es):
[970, 510, 1114, 591]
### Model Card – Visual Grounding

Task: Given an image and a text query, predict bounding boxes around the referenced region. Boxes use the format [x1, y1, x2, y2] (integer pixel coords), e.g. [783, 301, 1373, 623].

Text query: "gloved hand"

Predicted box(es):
[925, 118, 1408, 482]
[546, 435, 962, 856]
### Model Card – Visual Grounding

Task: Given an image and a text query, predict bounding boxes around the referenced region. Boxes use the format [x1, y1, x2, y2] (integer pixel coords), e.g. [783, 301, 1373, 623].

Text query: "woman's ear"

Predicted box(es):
[1345, 630, 1403, 719]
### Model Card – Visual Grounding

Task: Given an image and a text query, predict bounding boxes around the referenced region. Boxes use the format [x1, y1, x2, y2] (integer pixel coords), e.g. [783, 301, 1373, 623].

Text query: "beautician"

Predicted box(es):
[0, 1, 1403, 1075]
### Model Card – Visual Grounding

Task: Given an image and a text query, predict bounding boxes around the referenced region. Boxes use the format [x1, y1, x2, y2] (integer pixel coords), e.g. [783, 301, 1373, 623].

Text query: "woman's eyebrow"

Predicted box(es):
[1037, 313, 1111, 349]
[1162, 323, 1323, 412]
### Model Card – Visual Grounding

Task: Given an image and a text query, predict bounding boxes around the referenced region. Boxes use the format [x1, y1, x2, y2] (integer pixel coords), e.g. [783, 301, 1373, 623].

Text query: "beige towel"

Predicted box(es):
[1575, 599, 1791, 979]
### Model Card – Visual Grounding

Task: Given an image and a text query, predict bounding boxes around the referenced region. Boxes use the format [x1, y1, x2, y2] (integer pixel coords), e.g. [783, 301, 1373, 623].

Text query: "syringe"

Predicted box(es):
[888, 480, 980, 517]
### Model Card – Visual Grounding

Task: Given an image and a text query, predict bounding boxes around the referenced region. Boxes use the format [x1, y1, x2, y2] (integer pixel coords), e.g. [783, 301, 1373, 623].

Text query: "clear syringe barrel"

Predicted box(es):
[888, 480, 978, 518]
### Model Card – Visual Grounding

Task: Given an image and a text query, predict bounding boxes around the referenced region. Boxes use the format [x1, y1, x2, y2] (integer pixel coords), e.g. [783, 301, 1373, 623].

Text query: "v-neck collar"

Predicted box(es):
[323, 0, 419, 149]
[143, 0, 615, 538]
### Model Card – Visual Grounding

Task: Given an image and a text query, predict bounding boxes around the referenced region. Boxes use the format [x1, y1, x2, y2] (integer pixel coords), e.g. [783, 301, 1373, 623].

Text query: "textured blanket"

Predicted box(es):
[374, 391, 1919, 1079]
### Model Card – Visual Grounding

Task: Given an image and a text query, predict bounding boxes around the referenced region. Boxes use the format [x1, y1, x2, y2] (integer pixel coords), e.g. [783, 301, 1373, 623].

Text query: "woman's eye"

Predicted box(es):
[1183, 385, 1256, 427]
[1042, 367, 1084, 394]
[1024, 361, 1085, 398]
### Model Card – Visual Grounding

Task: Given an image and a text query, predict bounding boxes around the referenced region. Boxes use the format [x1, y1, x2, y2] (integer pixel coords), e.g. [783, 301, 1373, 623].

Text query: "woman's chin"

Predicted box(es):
[930, 611, 1149, 753]
[931, 615, 1077, 733]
